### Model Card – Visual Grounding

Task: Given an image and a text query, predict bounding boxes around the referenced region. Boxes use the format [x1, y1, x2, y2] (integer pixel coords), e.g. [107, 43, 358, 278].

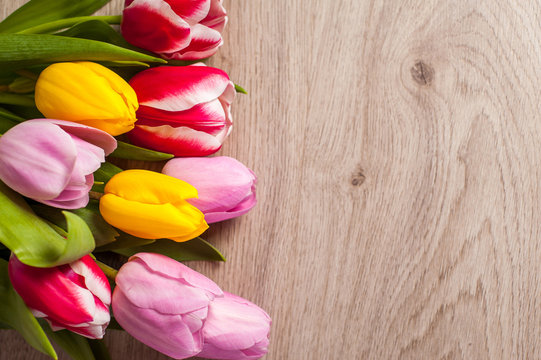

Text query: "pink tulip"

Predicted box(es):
[127, 64, 234, 157]
[0, 119, 116, 209]
[8, 255, 111, 339]
[162, 156, 256, 223]
[121, 0, 227, 60]
[112, 253, 223, 359]
[199, 292, 271, 360]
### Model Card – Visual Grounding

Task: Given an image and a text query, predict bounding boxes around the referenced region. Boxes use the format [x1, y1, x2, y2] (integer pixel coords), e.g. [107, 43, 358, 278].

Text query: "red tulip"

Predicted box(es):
[121, 0, 227, 60]
[8, 255, 111, 339]
[128, 64, 235, 157]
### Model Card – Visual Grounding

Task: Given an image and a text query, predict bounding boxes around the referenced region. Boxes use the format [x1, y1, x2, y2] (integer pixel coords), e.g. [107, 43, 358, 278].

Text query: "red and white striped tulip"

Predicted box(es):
[8, 255, 111, 339]
[121, 0, 227, 60]
[127, 64, 235, 157]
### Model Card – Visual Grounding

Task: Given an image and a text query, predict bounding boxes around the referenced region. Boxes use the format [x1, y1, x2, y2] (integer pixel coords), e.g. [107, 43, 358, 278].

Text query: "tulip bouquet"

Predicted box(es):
[0, 0, 270, 359]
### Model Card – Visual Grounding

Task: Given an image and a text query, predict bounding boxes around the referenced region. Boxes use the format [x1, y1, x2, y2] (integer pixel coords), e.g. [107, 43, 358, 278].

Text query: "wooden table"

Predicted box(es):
[3, 0, 541, 359]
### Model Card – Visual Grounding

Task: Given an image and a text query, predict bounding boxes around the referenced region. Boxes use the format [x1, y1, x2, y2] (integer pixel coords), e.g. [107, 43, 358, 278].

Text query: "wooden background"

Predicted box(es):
[3, 0, 541, 359]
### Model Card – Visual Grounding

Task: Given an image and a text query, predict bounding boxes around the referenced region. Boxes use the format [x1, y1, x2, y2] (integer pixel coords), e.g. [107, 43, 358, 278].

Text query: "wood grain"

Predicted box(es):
[3, 0, 541, 359]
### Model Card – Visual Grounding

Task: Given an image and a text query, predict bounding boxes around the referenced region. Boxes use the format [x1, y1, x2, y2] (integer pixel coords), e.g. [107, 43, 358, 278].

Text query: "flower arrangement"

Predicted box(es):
[0, 0, 270, 359]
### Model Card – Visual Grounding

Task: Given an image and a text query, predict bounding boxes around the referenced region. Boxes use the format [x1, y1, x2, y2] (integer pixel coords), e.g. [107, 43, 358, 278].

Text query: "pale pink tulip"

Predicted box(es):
[0, 119, 116, 209]
[128, 64, 234, 157]
[162, 156, 256, 223]
[199, 292, 271, 360]
[8, 255, 111, 339]
[121, 0, 227, 60]
[112, 253, 223, 359]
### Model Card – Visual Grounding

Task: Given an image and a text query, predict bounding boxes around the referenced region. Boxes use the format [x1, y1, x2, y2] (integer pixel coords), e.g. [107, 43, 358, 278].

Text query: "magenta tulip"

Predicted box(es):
[0, 119, 116, 209]
[162, 156, 256, 223]
[127, 64, 234, 156]
[199, 292, 271, 360]
[8, 255, 111, 339]
[112, 253, 223, 359]
[121, 0, 227, 60]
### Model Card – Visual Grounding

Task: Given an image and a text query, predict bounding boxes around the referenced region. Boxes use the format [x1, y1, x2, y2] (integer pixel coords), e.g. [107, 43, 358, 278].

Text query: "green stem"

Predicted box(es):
[0, 93, 35, 107]
[95, 260, 118, 281]
[17, 15, 122, 35]
[234, 83, 248, 94]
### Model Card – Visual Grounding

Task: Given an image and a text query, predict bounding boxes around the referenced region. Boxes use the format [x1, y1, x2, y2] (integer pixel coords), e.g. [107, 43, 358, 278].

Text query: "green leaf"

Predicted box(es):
[40, 321, 95, 360]
[95, 162, 123, 180]
[0, 321, 12, 329]
[96, 231, 155, 252]
[0, 0, 111, 34]
[0, 34, 166, 70]
[0, 259, 58, 359]
[0, 114, 20, 133]
[234, 83, 248, 94]
[32, 202, 117, 248]
[110, 141, 174, 161]
[114, 238, 226, 262]
[0, 182, 95, 267]
[56, 19, 138, 50]
[0, 92, 35, 107]
[19, 16, 121, 35]
[0, 106, 25, 122]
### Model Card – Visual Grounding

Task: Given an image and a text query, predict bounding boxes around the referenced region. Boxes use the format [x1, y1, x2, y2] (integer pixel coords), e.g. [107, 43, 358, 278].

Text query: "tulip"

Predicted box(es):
[112, 253, 223, 359]
[35, 62, 139, 136]
[99, 169, 208, 241]
[0, 119, 116, 209]
[162, 157, 256, 223]
[127, 64, 235, 156]
[199, 292, 271, 360]
[8, 254, 111, 339]
[121, 0, 227, 60]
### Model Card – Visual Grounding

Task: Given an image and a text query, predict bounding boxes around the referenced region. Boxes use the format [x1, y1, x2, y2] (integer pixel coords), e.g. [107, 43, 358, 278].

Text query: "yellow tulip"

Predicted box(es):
[99, 170, 208, 242]
[35, 62, 138, 136]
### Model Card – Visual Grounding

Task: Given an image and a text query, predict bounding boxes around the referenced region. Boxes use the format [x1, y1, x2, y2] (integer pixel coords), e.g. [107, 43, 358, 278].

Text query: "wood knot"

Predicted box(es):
[351, 167, 366, 186]
[410, 60, 434, 86]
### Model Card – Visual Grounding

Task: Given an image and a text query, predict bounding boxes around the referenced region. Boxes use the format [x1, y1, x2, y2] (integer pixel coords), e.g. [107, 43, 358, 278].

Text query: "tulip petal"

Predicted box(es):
[129, 65, 230, 112]
[115, 258, 214, 313]
[201, 0, 227, 32]
[163, 157, 255, 213]
[113, 289, 204, 358]
[166, 0, 211, 25]
[203, 293, 270, 350]
[122, 0, 191, 53]
[136, 99, 227, 131]
[70, 256, 111, 306]
[0, 121, 76, 200]
[132, 253, 222, 296]
[41, 119, 118, 156]
[8, 257, 96, 326]
[164, 24, 222, 60]
[129, 124, 224, 157]
[99, 194, 207, 240]
[104, 170, 198, 204]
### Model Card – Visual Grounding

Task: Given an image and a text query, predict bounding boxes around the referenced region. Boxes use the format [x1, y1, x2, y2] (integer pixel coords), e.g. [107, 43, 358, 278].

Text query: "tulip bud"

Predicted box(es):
[127, 64, 234, 156]
[0, 119, 116, 209]
[8, 255, 111, 339]
[35, 62, 139, 136]
[112, 253, 223, 359]
[99, 169, 208, 241]
[162, 157, 256, 223]
[199, 292, 271, 360]
[121, 0, 227, 60]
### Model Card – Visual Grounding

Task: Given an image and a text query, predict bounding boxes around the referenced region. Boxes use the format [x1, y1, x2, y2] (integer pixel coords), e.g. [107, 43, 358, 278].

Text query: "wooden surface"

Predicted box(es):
[3, 0, 541, 359]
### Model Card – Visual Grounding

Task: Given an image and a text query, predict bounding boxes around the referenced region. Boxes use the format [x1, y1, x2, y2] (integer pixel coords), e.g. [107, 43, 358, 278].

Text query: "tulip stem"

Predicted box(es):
[96, 261, 118, 281]
[234, 83, 248, 94]
[17, 16, 122, 35]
